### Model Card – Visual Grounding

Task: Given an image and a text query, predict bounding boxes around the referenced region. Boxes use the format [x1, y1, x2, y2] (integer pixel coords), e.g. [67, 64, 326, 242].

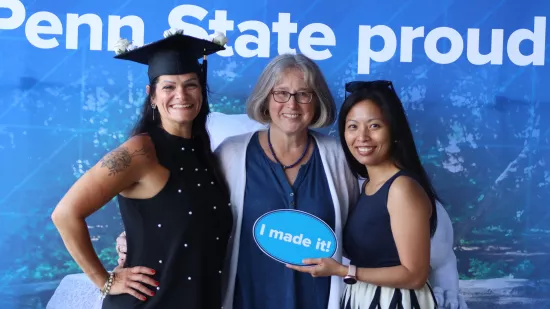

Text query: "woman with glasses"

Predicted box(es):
[216, 53, 359, 309]
[112, 53, 465, 308]
[288, 80, 438, 308]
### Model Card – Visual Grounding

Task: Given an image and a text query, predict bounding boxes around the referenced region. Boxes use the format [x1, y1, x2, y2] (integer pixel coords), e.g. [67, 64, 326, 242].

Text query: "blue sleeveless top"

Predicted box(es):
[234, 131, 335, 309]
[343, 170, 416, 268]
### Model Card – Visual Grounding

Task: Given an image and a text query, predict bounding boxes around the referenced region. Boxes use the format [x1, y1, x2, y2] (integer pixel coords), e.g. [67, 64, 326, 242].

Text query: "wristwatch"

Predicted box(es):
[343, 264, 357, 284]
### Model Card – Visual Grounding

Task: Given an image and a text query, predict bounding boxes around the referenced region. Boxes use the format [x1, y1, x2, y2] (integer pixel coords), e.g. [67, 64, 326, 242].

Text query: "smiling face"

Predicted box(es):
[148, 73, 202, 128]
[267, 68, 315, 135]
[344, 99, 393, 167]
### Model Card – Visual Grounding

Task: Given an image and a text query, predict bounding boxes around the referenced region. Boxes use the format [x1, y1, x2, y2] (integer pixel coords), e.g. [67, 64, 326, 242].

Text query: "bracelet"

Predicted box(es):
[99, 272, 115, 299]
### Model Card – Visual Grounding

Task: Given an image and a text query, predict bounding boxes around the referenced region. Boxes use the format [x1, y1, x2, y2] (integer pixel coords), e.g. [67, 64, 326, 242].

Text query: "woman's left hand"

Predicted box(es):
[286, 258, 347, 278]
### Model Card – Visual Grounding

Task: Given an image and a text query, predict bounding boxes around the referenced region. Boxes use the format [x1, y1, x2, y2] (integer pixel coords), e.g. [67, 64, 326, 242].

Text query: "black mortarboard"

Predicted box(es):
[114, 32, 226, 84]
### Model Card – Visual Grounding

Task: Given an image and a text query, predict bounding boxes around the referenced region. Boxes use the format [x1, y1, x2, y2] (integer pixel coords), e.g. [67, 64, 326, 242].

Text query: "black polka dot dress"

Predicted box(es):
[102, 126, 233, 309]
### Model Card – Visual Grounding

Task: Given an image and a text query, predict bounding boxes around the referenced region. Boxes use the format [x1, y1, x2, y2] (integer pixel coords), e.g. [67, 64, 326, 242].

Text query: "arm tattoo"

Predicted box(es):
[100, 146, 150, 176]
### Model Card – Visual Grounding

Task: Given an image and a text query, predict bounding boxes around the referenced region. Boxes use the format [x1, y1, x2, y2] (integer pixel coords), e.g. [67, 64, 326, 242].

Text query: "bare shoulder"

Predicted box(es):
[98, 134, 157, 176]
[387, 174, 432, 213]
[51, 134, 159, 219]
[390, 175, 424, 195]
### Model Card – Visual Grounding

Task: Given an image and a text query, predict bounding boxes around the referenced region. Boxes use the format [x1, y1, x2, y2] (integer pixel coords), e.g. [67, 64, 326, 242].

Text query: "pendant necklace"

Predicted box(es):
[267, 127, 311, 170]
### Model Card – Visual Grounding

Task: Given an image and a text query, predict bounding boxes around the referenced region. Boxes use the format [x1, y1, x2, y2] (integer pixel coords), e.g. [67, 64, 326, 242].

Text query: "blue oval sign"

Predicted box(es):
[253, 209, 338, 266]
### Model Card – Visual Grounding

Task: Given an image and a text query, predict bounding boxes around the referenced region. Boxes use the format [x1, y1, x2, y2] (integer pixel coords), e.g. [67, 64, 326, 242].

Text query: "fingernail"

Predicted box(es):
[152, 270, 156, 274]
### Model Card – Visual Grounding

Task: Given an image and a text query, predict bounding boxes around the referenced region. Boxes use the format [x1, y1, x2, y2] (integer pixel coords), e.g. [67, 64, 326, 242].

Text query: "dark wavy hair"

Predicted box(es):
[130, 75, 229, 199]
[337, 80, 438, 237]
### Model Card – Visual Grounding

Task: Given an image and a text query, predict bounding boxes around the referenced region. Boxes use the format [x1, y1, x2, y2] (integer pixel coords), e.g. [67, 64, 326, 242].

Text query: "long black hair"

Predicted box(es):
[337, 80, 439, 237]
[130, 76, 230, 200]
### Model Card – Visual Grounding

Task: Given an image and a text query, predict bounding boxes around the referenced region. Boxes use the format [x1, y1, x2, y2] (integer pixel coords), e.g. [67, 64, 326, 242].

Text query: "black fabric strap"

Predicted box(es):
[368, 286, 382, 309]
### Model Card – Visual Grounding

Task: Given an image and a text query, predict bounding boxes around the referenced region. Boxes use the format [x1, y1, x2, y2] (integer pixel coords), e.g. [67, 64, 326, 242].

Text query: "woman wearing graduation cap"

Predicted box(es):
[51, 31, 233, 309]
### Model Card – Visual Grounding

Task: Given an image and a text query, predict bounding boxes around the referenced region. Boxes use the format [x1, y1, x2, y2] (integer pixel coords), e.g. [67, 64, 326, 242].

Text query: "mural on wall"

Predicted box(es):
[0, 0, 548, 308]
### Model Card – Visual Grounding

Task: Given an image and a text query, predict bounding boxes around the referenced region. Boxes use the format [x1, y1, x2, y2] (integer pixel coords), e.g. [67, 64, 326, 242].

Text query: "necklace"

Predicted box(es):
[267, 127, 311, 170]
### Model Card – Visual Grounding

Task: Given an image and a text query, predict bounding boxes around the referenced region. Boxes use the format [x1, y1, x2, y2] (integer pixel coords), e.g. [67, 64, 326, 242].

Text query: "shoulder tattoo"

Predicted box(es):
[100, 145, 151, 176]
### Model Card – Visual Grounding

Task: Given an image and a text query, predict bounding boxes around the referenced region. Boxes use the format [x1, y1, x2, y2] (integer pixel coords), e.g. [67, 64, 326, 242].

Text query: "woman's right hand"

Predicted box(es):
[109, 265, 158, 301]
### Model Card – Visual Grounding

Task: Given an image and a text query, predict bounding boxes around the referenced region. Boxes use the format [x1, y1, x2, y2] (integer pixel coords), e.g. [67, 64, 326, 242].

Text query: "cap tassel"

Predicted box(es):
[201, 49, 208, 86]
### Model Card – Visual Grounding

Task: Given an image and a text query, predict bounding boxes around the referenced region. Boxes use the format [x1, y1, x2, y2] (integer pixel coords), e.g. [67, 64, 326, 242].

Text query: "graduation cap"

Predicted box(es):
[113, 30, 227, 84]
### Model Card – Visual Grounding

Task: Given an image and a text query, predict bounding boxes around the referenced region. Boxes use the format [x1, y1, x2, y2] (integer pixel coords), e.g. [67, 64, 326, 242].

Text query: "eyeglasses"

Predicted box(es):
[345, 80, 394, 93]
[271, 90, 314, 104]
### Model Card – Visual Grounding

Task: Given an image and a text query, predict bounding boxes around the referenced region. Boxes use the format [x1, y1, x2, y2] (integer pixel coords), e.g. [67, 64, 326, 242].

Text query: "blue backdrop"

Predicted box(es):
[0, 0, 548, 308]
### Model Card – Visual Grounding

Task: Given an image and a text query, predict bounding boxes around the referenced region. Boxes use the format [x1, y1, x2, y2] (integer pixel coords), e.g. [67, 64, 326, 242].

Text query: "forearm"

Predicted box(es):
[53, 213, 109, 289]
[339, 264, 429, 290]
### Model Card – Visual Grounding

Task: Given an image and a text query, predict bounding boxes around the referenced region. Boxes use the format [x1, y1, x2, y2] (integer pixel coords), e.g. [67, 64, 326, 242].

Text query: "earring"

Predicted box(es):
[151, 103, 156, 120]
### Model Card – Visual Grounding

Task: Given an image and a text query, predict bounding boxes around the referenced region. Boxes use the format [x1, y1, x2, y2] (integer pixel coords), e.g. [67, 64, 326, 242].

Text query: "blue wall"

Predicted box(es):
[0, 0, 548, 308]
